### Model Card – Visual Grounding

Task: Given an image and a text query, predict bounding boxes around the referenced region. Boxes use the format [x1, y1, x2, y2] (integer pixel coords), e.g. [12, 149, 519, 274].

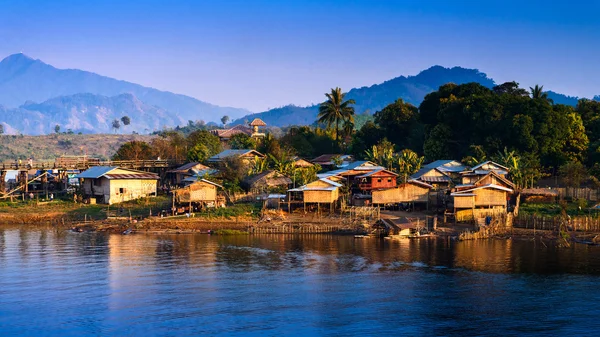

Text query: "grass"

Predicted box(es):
[195, 202, 263, 219]
[519, 201, 600, 218]
[0, 133, 154, 161]
[210, 229, 249, 235]
[0, 194, 172, 221]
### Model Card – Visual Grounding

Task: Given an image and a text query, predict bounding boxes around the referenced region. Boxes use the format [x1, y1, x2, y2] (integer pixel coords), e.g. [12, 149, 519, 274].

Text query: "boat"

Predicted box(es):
[122, 228, 133, 235]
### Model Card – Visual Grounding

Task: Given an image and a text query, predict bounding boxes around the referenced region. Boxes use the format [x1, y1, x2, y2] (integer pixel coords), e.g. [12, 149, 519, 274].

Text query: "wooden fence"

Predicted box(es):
[554, 187, 600, 201]
[514, 214, 600, 232]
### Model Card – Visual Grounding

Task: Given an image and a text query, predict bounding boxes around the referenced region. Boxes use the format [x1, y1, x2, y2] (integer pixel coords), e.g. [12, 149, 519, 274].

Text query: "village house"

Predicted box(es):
[460, 161, 510, 185]
[291, 156, 315, 168]
[76, 166, 159, 205]
[172, 179, 223, 208]
[371, 180, 433, 207]
[410, 166, 453, 190]
[207, 149, 265, 166]
[311, 154, 354, 169]
[211, 124, 253, 142]
[356, 168, 398, 193]
[451, 171, 515, 221]
[412, 160, 467, 186]
[243, 170, 292, 195]
[211, 118, 267, 141]
[167, 162, 211, 186]
[287, 178, 342, 212]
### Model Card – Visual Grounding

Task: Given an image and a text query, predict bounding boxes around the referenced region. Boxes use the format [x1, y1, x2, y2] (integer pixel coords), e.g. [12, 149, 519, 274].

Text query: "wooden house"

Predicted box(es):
[287, 178, 342, 212]
[460, 161, 510, 184]
[211, 124, 253, 141]
[420, 160, 467, 180]
[172, 179, 222, 206]
[291, 157, 314, 168]
[356, 168, 398, 192]
[410, 167, 452, 189]
[243, 170, 292, 194]
[167, 162, 211, 186]
[311, 154, 354, 169]
[76, 166, 159, 205]
[451, 171, 515, 221]
[372, 180, 433, 205]
[207, 149, 265, 165]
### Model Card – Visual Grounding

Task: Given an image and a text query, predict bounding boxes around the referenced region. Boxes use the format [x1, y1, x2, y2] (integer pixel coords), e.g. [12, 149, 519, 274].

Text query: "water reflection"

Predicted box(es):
[1, 226, 600, 335]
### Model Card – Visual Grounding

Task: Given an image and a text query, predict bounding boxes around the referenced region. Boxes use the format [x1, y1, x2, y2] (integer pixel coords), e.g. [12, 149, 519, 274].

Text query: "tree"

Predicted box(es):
[229, 133, 257, 150]
[493, 81, 529, 96]
[186, 130, 222, 162]
[112, 141, 154, 161]
[54, 125, 60, 134]
[121, 116, 131, 131]
[221, 115, 230, 127]
[396, 149, 424, 183]
[364, 139, 395, 170]
[317, 87, 355, 143]
[373, 99, 421, 151]
[559, 161, 588, 188]
[112, 119, 121, 133]
[530, 84, 548, 100]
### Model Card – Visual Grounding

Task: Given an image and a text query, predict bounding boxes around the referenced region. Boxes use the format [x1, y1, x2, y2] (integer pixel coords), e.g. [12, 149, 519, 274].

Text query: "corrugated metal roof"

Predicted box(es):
[167, 162, 208, 173]
[422, 160, 467, 172]
[105, 173, 159, 180]
[75, 166, 118, 179]
[357, 168, 398, 178]
[419, 175, 452, 182]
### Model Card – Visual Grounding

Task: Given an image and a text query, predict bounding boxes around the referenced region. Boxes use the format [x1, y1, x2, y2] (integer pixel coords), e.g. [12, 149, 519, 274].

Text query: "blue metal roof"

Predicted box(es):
[75, 166, 117, 179]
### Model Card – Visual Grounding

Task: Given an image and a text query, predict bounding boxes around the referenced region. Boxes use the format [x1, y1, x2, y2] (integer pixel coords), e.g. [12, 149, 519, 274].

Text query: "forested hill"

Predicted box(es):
[234, 66, 495, 126]
[233, 66, 590, 127]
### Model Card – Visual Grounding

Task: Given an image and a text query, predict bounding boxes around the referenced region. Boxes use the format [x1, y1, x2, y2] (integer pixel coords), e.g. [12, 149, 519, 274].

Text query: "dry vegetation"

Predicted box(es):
[0, 133, 155, 161]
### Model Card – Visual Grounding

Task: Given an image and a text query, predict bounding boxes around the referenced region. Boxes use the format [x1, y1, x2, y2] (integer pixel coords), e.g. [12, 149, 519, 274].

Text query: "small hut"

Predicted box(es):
[372, 180, 433, 206]
[172, 179, 223, 207]
[451, 171, 515, 221]
[243, 170, 292, 194]
[287, 178, 342, 212]
[356, 168, 398, 192]
[167, 162, 211, 186]
[292, 157, 314, 168]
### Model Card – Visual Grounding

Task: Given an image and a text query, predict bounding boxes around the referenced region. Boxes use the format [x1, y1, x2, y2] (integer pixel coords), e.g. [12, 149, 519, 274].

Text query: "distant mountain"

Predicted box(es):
[546, 91, 579, 106]
[0, 93, 185, 135]
[234, 66, 497, 127]
[0, 53, 251, 124]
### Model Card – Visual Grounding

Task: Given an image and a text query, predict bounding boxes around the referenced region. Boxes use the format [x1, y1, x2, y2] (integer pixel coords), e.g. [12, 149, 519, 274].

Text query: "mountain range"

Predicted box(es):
[0, 53, 250, 134]
[235, 66, 596, 127]
[0, 53, 597, 134]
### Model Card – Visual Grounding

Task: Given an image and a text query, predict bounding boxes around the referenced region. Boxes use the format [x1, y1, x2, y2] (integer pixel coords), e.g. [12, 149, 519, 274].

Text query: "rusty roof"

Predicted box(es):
[250, 118, 267, 126]
[105, 173, 159, 180]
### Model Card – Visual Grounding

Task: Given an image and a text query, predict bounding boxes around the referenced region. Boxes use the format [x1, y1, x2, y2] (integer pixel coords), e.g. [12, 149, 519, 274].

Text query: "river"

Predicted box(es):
[1, 226, 600, 335]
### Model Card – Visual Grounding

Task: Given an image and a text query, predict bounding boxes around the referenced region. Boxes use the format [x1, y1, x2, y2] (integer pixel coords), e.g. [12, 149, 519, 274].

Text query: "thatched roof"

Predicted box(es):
[250, 118, 267, 126]
[244, 170, 292, 188]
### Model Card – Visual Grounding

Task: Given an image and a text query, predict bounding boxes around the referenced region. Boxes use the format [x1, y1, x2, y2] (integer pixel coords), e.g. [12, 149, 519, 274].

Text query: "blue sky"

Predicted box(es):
[0, 0, 598, 112]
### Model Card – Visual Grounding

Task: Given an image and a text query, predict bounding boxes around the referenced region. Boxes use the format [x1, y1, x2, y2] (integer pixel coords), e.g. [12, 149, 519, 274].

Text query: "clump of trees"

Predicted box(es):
[112, 83, 600, 189]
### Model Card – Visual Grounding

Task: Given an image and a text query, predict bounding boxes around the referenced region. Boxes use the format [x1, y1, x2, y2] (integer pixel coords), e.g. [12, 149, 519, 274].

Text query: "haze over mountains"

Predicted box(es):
[0, 53, 596, 135]
[0, 53, 250, 134]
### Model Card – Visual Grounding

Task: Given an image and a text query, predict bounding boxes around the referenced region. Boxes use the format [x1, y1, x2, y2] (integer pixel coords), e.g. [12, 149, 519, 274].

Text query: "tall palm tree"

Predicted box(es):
[318, 87, 355, 143]
[530, 84, 548, 100]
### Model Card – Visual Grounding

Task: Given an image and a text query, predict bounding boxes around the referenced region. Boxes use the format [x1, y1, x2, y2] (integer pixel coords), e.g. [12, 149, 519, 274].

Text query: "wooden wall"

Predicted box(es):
[372, 184, 430, 204]
[176, 182, 217, 203]
[304, 189, 338, 203]
[474, 189, 506, 207]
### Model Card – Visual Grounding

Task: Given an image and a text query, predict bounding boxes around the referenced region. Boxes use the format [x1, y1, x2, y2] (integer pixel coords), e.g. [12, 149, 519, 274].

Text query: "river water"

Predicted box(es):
[1, 227, 600, 336]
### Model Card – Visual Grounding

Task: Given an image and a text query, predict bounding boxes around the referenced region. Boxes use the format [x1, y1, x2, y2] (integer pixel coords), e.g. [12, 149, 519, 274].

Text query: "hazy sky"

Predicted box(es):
[0, 0, 598, 112]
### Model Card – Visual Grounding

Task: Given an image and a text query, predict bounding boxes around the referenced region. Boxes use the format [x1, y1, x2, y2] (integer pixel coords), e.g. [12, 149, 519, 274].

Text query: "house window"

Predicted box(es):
[387, 178, 392, 182]
[377, 178, 382, 183]
[119, 188, 127, 194]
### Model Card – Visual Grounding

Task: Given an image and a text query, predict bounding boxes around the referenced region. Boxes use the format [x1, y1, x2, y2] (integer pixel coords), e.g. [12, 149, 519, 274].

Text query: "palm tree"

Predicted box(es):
[530, 84, 548, 100]
[318, 87, 355, 143]
[397, 149, 424, 183]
